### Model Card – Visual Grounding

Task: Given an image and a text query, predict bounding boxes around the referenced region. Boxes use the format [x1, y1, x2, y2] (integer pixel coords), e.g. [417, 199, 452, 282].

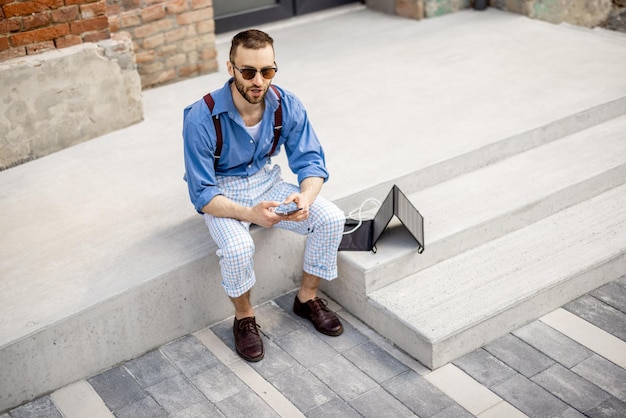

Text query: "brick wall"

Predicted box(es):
[1, 0, 218, 88]
[0, 0, 110, 61]
[106, 0, 217, 88]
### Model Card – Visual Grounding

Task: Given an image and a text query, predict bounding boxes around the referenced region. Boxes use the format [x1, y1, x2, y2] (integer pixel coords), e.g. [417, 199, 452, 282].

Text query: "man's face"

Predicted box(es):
[228, 45, 276, 105]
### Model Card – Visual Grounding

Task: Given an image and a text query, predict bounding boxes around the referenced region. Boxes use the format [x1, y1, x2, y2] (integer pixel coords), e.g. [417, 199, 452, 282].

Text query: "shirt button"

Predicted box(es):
[247, 164, 252, 169]
[250, 140, 253, 144]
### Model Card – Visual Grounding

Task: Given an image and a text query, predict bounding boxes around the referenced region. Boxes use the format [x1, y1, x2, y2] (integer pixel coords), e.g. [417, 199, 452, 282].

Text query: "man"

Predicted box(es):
[183, 29, 346, 362]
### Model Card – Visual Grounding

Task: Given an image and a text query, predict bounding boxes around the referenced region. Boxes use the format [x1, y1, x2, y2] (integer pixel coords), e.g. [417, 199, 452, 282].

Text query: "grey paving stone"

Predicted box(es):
[431, 404, 474, 418]
[584, 397, 626, 418]
[124, 349, 179, 388]
[531, 363, 611, 413]
[348, 386, 414, 418]
[273, 291, 358, 352]
[565, 295, 626, 340]
[551, 407, 586, 418]
[309, 354, 378, 401]
[114, 395, 168, 418]
[273, 290, 299, 313]
[382, 370, 454, 417]
[171, 400, 225, 418]
[266, 363, 335, 412]
[88, 366, 147, 412]
[254, 300, 304, 340]
[592, 281, 626, 314]
[316, 314, 369, 353]
[572, 355, 626, 401]
[484, 333, 555, 377]
[305, 396, 361, 418]
[343, 340, 408, 383]
[249, 338, 299, 379]
[161, 335, 220, 377]
[274, 327, 337, 368]
[453, 348, 517, 387]
[146, 374, 205, 414]
[491, 374, 569, 418]
[512, 320, 594, 368]
[9, 396, 63, 418]
[1, 413, 10, 418]
[216, 387, 279, 418]
[191, 363, 248, 404]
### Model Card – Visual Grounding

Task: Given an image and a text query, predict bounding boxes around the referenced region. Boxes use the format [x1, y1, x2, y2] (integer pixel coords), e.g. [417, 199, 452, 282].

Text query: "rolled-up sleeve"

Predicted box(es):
[183, 103, 223, 213]
[280, 92, 330, 184]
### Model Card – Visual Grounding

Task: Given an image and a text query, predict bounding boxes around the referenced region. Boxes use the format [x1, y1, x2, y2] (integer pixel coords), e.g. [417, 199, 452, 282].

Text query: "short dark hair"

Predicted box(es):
[230, 29, 274, 63]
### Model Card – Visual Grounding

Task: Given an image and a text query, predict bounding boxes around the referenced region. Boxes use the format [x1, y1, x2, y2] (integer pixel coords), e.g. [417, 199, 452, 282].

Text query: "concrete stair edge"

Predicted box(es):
[337, 114, 626, 293]
[364, 183, 626, 369]
[333, 95, 626, 214]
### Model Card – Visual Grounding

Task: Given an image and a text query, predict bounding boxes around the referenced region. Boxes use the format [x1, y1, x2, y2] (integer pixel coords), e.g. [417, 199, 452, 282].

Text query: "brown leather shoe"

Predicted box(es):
[293, 296, 344, 336]
[233, 316, 264, 362]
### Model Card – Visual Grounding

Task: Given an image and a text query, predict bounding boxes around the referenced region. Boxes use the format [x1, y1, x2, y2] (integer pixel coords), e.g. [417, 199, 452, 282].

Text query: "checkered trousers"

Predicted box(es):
[204, 164, 345, 298]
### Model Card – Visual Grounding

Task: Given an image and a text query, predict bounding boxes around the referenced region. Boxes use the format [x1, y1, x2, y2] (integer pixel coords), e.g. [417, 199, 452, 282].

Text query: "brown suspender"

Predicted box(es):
[203, 84, 283, 167]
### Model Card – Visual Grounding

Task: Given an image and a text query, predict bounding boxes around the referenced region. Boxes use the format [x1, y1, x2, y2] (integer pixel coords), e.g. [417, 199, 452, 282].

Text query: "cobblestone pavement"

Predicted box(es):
[4, 276, 625, 418]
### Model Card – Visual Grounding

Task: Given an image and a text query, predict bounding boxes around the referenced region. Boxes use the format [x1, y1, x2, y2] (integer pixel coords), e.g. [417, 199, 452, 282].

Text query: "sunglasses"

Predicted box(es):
[231, 62, 278, 80]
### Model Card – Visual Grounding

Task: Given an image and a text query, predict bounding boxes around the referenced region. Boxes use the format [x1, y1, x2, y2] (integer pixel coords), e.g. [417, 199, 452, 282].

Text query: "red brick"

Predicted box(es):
[141, 32, 163, 48]
[82, 28, 108, 42]
[178, 63, 198, 77]
[196, 19, 213, 34]
[106, 3, 120, 15]
[108, 15, 120, 32]
[70, 15, 108, 34]
[133, 18, 172, 38]
[64, 0, 99, 5]
[0, 46, 26, 60]
[54, 33, 81, 47]
[164, 26, 186, 43]
[3, 0, 64, 17]
[10, 23, 69, 46]
[176, 7, 211, 25]
[0, 17, 21, 33]
[165, 0, 188, 14]
[120, 0, 141, 11]
[26, 39, 54, 54]
[134, 49, 154, 63]
[0, 35, 9, 50]
[141, 4, 165, 22]
[80, 0, 106, 18]
[51, 6, 79, 23]
[118, 10, 140, 28]
[21, 12, 51, 30]
[191, 0, 210, 10]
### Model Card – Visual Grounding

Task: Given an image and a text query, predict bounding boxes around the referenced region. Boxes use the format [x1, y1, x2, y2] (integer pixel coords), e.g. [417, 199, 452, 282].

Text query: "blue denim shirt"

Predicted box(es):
[183, 80, 329, 214]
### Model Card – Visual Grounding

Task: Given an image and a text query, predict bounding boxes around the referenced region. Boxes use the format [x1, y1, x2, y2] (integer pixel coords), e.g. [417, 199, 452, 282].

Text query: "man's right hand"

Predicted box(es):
[249, 201, 283, 228]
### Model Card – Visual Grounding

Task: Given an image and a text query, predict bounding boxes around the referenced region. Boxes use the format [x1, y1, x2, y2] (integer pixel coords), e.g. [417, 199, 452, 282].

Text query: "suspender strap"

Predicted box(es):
[202, 93, 223, 162]
[202, 85, 283, 166]
[268, 84, 282, 158]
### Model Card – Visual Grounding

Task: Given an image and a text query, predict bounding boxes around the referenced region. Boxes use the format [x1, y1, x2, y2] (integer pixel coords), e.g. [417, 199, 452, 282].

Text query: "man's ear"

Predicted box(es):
[226, 61, 234, 77]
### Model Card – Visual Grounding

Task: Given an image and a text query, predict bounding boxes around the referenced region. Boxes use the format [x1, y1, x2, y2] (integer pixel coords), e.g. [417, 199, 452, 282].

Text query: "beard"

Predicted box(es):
[234, 77, 268, 105]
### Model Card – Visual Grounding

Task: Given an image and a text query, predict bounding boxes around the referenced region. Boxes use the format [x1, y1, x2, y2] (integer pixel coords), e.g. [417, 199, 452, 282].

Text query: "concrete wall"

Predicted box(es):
[368, 0, 613, 26]
[0, 34, 143, 170]
[492, 0, 612, 27]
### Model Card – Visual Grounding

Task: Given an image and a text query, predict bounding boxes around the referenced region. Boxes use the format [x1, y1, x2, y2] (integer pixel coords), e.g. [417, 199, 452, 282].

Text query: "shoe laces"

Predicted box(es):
[238, 317, 261, 336]
[310, 297, 330, 314]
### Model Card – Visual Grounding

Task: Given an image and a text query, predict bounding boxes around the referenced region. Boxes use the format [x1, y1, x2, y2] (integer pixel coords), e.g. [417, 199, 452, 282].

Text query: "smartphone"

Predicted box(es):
[274, 202, 302, 216]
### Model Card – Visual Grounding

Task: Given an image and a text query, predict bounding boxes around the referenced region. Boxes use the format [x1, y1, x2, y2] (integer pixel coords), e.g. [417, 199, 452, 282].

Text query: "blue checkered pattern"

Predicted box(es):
[204, 164, 345, 297]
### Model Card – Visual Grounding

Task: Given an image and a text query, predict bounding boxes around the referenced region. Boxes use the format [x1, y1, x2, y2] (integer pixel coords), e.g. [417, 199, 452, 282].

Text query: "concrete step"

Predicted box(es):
[364, 182, 626, 369]
[334, 115, 626, 294]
